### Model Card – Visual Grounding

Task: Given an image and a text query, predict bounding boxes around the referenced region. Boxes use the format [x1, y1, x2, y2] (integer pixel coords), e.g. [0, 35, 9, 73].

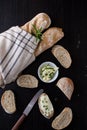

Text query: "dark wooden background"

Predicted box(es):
[0, 0, 87, 130]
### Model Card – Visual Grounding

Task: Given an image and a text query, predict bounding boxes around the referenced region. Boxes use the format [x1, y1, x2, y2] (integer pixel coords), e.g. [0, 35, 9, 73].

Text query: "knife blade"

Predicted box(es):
[11, 89, 44, 130]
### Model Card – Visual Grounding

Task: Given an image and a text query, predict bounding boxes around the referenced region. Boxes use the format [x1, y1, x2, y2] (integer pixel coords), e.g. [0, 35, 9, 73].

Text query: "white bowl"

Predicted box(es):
[38, 61, 59, 83]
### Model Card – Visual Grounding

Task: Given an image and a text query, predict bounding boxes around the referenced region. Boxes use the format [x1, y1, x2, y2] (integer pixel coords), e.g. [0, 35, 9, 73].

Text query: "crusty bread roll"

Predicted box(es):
[35, 27, 64, 56]
[38, 93, 54, 119]
[1, 90, 16, 114]
[21, 13, 51, 34]
[17, 74, 38, 88]
[52, 107, 73, 130]
[51, 45, 72, 68]
[56, 77, 74, 100]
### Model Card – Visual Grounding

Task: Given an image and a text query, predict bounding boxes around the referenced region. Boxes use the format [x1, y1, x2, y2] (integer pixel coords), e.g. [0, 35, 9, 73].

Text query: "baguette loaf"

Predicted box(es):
[17, 74, 38, 88]
[21, 14, 64, 57]
[21, 13, 51, 34]
[1, 90, 16, 114]
[51, 45, 72, 68]
[21, 18, 64, 87]
[52, 107, 73, 130]
[35, 27, 64, 56]
[56, 77, 74, 100]
[38, 93, 54, 119]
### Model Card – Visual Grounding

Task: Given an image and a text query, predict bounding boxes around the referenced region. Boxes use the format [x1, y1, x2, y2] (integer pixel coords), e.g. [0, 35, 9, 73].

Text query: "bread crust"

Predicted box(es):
[52, 107, 73, 130]
[17, 74, 38, 88]
[56, 77, 74, 100]
[1, 90, 16, 114]
[52, 45, 72, 68]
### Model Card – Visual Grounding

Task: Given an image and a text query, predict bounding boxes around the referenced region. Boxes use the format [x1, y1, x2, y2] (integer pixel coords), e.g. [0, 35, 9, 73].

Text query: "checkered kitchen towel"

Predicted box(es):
[0, 26, 39, 84]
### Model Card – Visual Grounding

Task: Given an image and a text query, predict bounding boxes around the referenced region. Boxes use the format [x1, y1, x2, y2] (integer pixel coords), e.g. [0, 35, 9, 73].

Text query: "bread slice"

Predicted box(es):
[35, 27, 64, 56]
[1, 90, 16, 114]
[56, 77, 74, 100]
[17, 74, 38, 88]
[21, 13, 51, 34]
[52, 45, 72, 68]
[38, 93, 54, 119]
[52, 107, 73, 130]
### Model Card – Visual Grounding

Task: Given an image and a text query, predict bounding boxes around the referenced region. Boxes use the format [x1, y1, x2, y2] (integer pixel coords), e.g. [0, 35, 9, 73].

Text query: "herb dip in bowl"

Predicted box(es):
[38, 61, 59, 83]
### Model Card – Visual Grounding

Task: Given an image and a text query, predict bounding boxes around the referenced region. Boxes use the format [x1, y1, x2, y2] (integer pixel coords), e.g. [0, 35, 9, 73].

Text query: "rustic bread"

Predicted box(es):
[56, 77, 74, 100]
[51, 45, 72, 68]
[52, 107, 73, 130]
[1, 90, 16, 114]
[38, 93, 54, 119]
[35, 27, 64, 56]
[21, 13, 64, 57]
[17, 74, 38, 88]
[21, 13, 51, 34]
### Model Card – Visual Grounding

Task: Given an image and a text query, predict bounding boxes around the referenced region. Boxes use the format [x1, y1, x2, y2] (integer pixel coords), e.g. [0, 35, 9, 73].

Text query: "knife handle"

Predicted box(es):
[11, 114, 26, 130]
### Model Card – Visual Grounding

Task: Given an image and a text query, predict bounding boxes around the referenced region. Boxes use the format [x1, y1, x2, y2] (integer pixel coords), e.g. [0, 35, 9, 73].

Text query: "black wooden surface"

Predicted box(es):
[0, 0, 87, 130]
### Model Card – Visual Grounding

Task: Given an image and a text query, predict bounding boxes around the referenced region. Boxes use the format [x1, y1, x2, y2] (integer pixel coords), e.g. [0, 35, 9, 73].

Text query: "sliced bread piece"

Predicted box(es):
[52, 107, 73, 130]
[38, 93, 54, 119]
[56, 77, 74, 100]
[17, 74, 38, 88]
[51, 45, 72, 68]
[1, 90, 16, 114]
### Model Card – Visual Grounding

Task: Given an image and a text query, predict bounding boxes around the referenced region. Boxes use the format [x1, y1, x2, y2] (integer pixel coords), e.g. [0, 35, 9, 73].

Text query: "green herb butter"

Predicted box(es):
[40, 64, 58, 82]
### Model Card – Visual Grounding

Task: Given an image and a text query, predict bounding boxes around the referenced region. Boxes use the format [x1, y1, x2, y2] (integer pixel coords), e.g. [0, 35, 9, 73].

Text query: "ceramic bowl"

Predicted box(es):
[38, 61, 59, 83]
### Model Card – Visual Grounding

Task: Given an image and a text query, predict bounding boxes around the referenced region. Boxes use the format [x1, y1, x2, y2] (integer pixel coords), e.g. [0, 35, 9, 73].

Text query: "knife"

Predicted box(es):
[11, 89, 44, 130]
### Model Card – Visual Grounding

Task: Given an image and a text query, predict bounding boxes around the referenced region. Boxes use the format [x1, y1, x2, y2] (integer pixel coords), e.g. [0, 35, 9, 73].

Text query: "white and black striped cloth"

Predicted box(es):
[0, 26, 39, 84]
